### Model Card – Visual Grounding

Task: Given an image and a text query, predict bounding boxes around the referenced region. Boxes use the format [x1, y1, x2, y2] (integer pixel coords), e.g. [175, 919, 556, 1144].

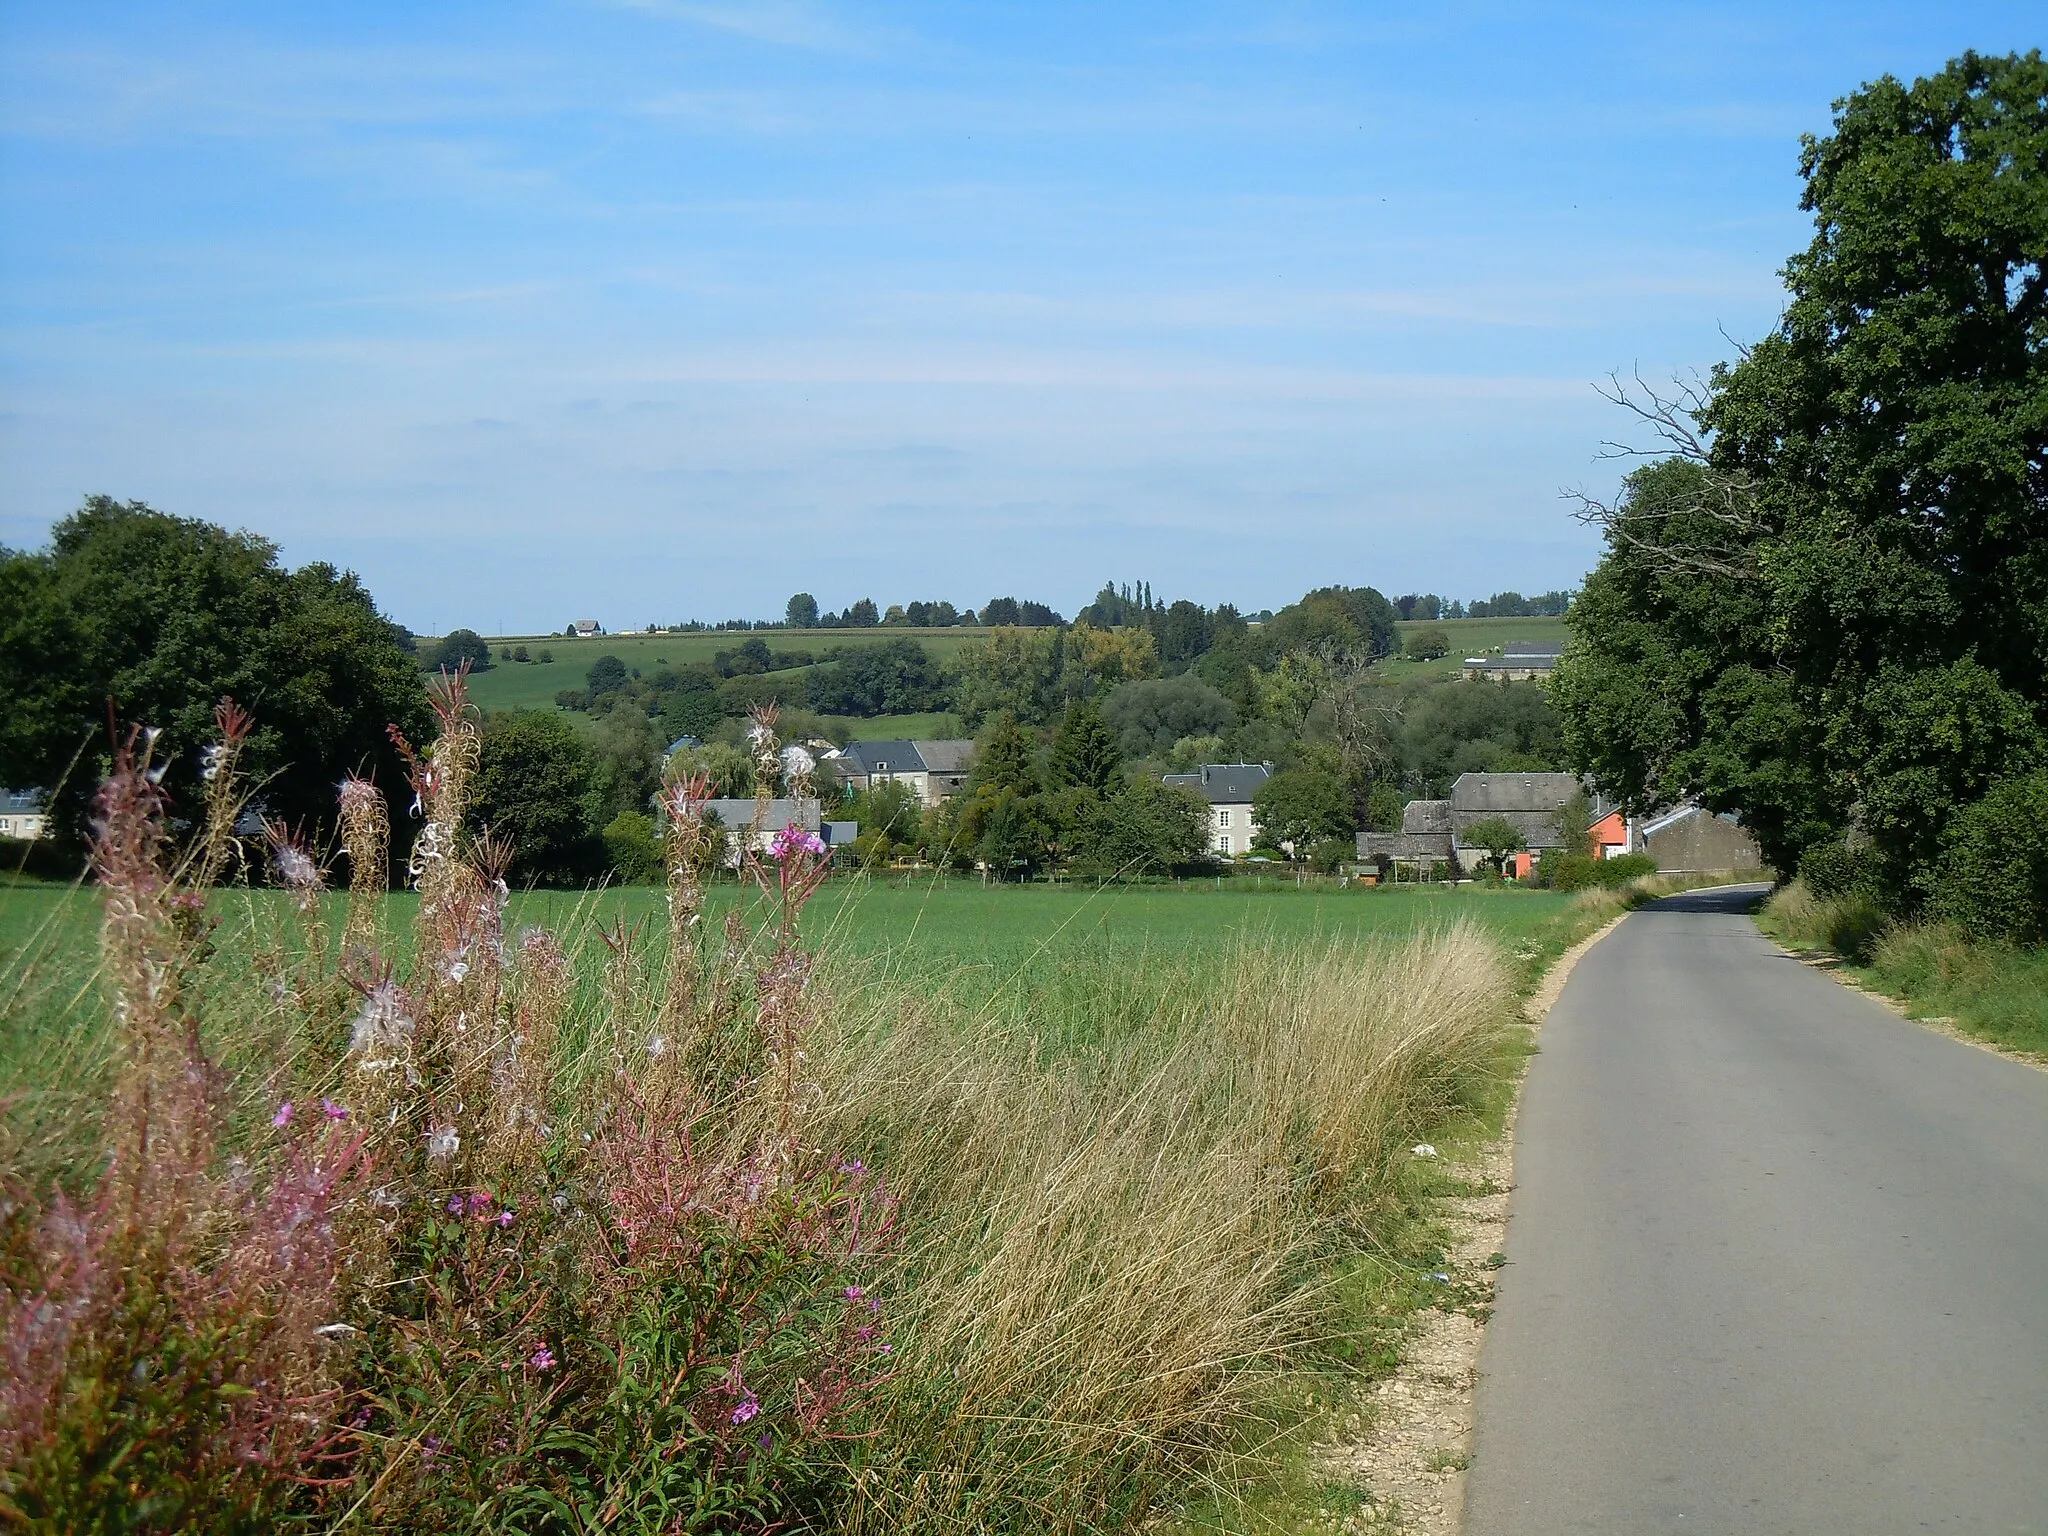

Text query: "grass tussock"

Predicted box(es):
[1759, 879, 2048, 1058]
[810, 926, 1512, 1533]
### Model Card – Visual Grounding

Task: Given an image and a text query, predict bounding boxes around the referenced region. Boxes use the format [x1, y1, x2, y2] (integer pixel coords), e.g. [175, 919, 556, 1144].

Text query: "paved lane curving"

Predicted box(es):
[1464, 885, 2048, 1535]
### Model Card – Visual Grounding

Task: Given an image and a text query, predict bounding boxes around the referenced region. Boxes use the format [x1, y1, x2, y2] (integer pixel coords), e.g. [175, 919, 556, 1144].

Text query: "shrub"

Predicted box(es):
[1796, 837, 1877, 901]
[1933, 770, 2048, 945]
[1763, 878, 1891, 962]
[1306, 836, 1353, 873]
[602, 808, 663, 882]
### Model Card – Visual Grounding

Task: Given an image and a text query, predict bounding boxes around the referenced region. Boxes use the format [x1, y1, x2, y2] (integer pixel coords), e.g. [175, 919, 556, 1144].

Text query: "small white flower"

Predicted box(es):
[349, 982, 415, 1056]
[425, 1125, 460, 1161]
[314, 1322, 358, 1337]
[199, 743, 228, 781]
[443, 959, 469, 985]
[1411, 1144, 1439, 1159]
[646, 1035, 667, 1058]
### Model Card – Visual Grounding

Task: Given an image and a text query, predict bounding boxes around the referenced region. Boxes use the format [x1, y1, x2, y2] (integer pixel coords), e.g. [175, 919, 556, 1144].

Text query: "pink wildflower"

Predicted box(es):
[769, 822, 827, 862]
[529, 1345, 556, 1371]
[272, 1101, 294, 1128]
[321, 1097, 348, 1121]
[731, 1391, 761, 1425]
[843, 1284, 865, 1302]
[497, 1208, 515, 1227]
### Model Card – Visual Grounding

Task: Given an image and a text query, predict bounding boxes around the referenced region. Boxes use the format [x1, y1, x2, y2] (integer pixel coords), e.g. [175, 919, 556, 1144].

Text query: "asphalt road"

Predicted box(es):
[1464, 885, 2048, 1535]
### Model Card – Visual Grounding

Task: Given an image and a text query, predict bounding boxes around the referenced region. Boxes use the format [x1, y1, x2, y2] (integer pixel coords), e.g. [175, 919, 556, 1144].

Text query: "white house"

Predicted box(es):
[0, 789, 48, 841]
[1160, 763, 1271, 858]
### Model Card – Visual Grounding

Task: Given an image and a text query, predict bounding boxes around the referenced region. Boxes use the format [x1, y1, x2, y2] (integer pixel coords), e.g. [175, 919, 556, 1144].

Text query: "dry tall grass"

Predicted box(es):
[808, 928, 1513, 1533]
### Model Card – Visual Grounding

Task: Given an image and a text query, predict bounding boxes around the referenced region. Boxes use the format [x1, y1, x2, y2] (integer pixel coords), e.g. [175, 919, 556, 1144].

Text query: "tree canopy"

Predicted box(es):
[0, 497, 430, 842]
[1555, 51, 2048, 900]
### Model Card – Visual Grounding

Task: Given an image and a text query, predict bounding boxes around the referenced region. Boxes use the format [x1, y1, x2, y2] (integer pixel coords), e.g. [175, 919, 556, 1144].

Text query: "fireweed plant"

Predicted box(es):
[0, 680, 898, 1533]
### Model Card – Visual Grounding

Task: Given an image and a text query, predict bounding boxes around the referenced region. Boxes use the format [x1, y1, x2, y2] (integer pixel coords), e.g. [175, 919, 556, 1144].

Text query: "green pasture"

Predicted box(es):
[1, 873, 1572, 999]
[445, 627, 1009, 716]
[1385, 615, 1570, 680]
[0, 876, 1573, 1132]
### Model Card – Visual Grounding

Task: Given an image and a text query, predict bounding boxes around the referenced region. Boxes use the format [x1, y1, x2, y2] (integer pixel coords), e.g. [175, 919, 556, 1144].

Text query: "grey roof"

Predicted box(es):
[836, 740, 924, 775]
[1450, 773, 1583, 814]
[1161, 762, 1271, 805]
[1503, 640, 1566, 657]
[910, 739, 976, 774]
[1449, 772, 1585, 853]
[701, 797, 821, 833]
[3, 789, 47, 815]
[1402, 798, 1452, 835]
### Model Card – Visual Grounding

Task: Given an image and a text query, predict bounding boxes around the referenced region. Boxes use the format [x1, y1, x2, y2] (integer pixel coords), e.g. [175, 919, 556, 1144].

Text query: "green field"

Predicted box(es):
[0, 876, 1574, 1095]
[1, 875, 1572, 993]
[442, 627, 1009, 717]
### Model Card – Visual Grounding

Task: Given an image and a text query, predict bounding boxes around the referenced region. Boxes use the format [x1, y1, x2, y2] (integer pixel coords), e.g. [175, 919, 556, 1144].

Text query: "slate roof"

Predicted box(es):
[701, 798, 820, 834]
[1503, 640, 1566, 658]
[835, 740, 924, 776]
[1449, 772, 1584, 851]
[1161, 763, 1271, 805]
[3, 789, 47, 816]
[910, 739, 976, 775]
[1402, 798, 1452, 835]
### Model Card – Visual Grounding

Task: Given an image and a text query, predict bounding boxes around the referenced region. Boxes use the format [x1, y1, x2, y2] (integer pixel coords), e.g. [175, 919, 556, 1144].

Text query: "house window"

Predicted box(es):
[1218, 809, 1232, 827]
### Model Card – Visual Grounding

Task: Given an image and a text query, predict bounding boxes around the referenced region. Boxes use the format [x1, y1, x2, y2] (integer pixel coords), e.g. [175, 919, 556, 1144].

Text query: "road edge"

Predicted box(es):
[1320, 903, 1637, 1533]
[1757, 933, 2048, 1078]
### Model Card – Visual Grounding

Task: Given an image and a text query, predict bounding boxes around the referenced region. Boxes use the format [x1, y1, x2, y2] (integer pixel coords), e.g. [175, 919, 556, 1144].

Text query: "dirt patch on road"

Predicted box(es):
[1310, 912, 1630, 1533]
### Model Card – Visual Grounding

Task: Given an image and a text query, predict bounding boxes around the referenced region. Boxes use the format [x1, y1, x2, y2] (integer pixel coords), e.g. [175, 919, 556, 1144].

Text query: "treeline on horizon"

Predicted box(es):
[540, 579, 1575, 639]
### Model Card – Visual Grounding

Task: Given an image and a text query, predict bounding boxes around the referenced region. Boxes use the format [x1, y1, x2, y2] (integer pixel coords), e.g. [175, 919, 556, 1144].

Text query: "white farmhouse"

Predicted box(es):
[1160, 763, 1272, 858]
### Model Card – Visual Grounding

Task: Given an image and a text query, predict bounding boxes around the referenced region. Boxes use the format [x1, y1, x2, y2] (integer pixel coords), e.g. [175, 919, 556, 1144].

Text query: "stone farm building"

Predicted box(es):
[827, 740, 977, 808]
[1160, 762, 1271, 858]
[1358, 771, 1764, 878]
[1462, 639, 1566, 682]
[1358, 771, 1594, 877]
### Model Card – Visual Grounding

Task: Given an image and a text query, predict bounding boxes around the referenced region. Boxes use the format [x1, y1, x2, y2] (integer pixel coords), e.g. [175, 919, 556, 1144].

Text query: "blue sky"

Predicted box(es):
[1, 3, 2038, 634]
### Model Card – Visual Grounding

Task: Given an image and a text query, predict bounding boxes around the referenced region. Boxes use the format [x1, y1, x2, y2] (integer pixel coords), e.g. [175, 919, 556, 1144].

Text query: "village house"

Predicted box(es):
[1462, 639, 1567, 683]
[827, 740, 977, 808]
[0, 789, 49, 841]
[700, 798, 859, 868]
[571, 618, 601, 638]
[1159, 762, 1271, 858]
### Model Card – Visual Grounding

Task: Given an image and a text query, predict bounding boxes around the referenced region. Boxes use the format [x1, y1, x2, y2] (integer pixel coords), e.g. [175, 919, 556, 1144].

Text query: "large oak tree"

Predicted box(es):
[1555, 52, 2048, 899]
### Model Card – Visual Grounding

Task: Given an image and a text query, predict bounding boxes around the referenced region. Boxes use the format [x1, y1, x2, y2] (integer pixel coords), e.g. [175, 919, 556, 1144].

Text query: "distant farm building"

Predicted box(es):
[700, 798, 858, 867]
[1640, 804, 1765, 874]
[1462, 640, 1566, 682]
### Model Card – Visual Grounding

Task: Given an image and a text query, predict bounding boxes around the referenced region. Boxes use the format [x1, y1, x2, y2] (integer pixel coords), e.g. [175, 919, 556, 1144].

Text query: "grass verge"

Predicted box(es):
[1757, 880, 2048, 1060]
